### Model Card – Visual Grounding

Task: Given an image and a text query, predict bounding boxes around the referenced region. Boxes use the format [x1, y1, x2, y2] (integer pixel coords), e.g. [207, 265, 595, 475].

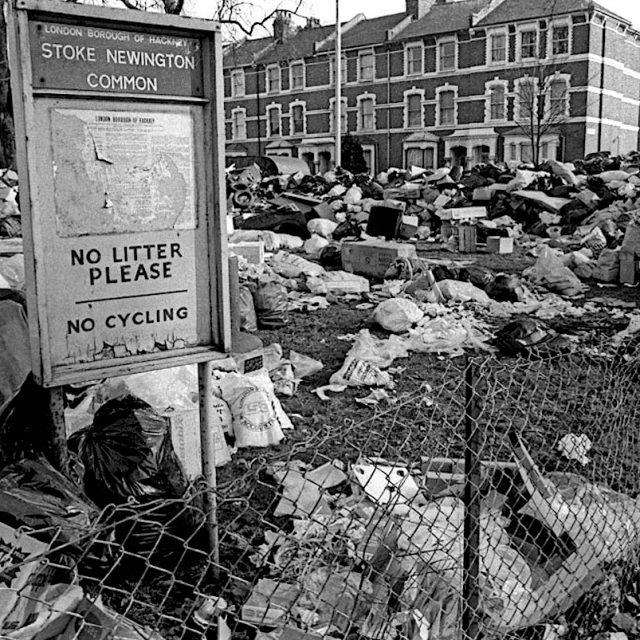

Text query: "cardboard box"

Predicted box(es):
[457, 226, 477, 252]
[397, 214, 419, 239]
[486, 236, 514, 254]
[229, 240, 264, 264]
[341, 240, 417, 277]
[620, 251, 638, 285]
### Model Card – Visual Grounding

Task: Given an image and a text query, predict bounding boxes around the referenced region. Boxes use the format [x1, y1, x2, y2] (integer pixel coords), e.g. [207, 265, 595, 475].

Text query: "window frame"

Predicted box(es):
[405, 145, 436, 170]
[230, 69, 245, 97]
[329, 97, 348, 134]
[549, 21, 571, 57]
[485, 78, 508, 123]
[329, 54, 348, 86]
[266, 64, 281, 94]
[266, 103, 282, 138]
[290, 60, 305, 91]
[231, 106, 247, 140]
[437, 37, 457, 72]
[405, 43, 423, 76]
[545, 73, 571, 119]
[356, 93, 376, 132]
[486, 29, 507, 64]
[289, 100, 306, 136]
[436, 84, 457, 127]
[518, 24, 539, 61]
[403, 88, 425, 129]
[514, 76, 539, 121]
[358, 50, 375, 82]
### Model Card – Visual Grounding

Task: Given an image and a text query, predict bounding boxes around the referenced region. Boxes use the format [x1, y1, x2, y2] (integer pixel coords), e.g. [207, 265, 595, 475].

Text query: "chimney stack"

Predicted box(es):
[405, 0, 437, 20]
[273, 11, 297, 42]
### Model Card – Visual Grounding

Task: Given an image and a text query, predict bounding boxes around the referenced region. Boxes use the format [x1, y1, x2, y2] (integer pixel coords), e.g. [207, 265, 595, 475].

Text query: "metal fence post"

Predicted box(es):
[463, 354, 481, 640]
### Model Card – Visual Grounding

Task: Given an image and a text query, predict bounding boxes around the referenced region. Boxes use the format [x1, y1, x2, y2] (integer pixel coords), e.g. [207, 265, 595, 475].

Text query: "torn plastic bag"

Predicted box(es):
[523, 246, 585, 297]
[307, 218, 337, 239]
[0, 299, 30, 410]
[329, 357, 394, 389]
[239, 285, 258, 332]
[217, 370, 290, 448]
[494, 317, 572, 358]
[347, 328, 409, 369]
[270, 361, 298, 397]
[92, 367, 197, 414]
[437, 280, 491, 305]
[68, 395, 188, 508]
[373, 298, 424, 333]
[253, 281, 289, 329]
[0, 458, 107, 573]
[303, 234, 329, 258]
[289, 350, 324, 379]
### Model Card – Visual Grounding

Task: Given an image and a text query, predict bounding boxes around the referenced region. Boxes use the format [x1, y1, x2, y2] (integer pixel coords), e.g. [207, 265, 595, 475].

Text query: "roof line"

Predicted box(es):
[314, 13, 366, 53]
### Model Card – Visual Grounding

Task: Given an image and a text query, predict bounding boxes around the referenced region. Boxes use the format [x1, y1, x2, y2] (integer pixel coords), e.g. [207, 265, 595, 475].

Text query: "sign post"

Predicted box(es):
[7, 0, 230, 551]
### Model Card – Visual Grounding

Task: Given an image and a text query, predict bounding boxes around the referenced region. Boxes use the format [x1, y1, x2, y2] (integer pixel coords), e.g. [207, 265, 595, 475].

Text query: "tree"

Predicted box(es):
[0, 0, 303, 167]
[341, 133, 368, 174]
[510, 0, 572, 166]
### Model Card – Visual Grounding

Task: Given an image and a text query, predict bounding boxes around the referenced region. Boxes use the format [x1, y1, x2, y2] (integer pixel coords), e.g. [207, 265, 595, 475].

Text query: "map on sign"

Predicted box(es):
[50, 108, 197, 236]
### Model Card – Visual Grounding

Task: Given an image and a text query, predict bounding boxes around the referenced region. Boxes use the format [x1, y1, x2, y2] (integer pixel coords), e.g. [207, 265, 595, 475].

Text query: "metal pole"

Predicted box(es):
[463, 354, 481, 640]
[198, 360, 219, 575]
[334, 0, 341, 169]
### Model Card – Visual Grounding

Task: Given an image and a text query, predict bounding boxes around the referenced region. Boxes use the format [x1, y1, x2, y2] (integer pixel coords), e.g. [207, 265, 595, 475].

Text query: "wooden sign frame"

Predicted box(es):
[7, 0, 231, 387]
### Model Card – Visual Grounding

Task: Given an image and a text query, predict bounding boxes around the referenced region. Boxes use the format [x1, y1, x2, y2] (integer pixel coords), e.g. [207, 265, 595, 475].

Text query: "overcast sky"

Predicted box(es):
[298, 0, 640, 28]
[186, 0, 640, 34]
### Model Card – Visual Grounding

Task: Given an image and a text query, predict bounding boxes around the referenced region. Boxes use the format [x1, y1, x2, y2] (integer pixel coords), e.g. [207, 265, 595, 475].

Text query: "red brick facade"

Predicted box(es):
[223, 0, 640, 173]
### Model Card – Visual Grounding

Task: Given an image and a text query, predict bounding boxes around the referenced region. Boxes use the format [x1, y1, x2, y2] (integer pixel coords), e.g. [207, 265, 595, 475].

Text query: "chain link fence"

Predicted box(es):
[2, 346, 640, 640]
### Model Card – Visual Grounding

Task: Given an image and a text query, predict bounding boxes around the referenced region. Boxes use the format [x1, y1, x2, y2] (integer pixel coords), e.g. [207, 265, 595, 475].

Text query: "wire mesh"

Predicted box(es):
[2, 347, 640, 640]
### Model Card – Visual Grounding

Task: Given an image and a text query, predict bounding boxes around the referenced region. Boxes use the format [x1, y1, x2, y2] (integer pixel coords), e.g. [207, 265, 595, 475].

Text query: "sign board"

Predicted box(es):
[7, 0, 231, 386]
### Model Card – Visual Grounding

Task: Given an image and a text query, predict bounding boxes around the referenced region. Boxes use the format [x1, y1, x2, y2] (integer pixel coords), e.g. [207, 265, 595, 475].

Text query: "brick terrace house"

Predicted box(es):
[223, 0, 640, 173]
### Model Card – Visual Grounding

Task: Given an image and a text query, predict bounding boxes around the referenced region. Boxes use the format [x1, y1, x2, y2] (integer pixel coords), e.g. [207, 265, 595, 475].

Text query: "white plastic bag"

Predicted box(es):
[524, 245, 585, 296]
[437, 279, 491, 305]
[217, 370, 290, 448]
[289, 350, 324, 378]
[347, 329, 409, 368]
[304, 234, 329, 258]
[373, 298, 423, 333]
[307, 218, 338, 239]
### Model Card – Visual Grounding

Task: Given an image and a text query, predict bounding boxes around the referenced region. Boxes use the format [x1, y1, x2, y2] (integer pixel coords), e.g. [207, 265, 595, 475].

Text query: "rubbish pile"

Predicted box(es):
[228, 150, 640, 288]
[0, 169, 20, 239]
[231, 433, 640, 640]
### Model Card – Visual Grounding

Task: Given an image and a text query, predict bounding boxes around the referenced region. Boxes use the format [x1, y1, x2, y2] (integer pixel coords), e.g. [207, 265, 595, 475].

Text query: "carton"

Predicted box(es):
[620, 250, 638, 285]
[486, 236, 514, 254]
[341, 240, 417, 278]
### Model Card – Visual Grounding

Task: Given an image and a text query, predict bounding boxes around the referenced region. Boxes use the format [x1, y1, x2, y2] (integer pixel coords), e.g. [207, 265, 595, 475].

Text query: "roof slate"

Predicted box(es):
[476, 0, 592, 25]
[398, 0, 490, 39]
[325, 13, 407, 51]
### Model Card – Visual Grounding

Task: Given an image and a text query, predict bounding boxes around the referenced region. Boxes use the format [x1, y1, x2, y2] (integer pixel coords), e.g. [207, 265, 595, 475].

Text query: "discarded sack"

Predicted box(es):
[69, 395, 188, 508]
[239, 285, 258, 332]
[253, 281, 289, 329]
[217, 370, 290, 448]
[524, 246, 584, 297]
